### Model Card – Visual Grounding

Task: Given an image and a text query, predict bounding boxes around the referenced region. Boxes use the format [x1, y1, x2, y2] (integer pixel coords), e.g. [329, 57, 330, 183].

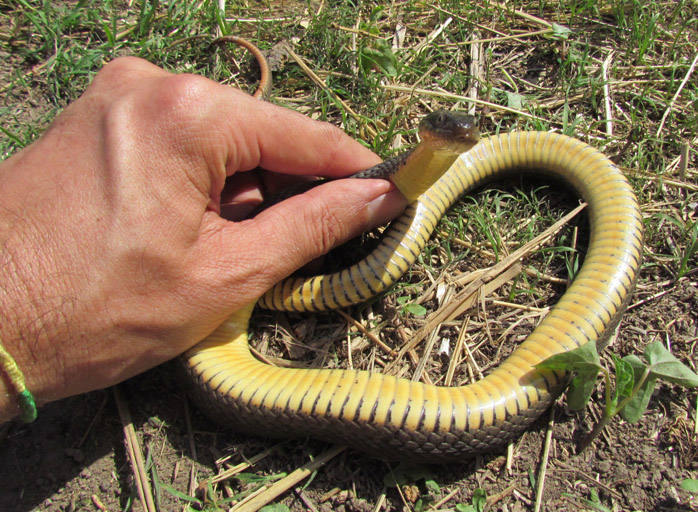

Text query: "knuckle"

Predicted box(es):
[98, 56, 143, 78]
[94, 57, 161, 92]
[305, 198, 348, 255]
[317, 123, 348, 171]
[151, 73, 216, 126]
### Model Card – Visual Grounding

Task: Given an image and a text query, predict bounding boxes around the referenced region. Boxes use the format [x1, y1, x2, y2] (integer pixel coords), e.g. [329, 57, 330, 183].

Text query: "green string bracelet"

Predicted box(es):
[0, 339, 37, 423]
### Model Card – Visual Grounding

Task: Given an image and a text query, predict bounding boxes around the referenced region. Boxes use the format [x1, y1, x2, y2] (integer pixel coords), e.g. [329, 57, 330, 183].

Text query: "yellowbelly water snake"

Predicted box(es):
[182, 106, 643, 462]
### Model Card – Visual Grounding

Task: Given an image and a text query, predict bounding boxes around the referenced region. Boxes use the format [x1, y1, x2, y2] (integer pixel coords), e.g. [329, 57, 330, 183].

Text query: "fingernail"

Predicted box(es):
[367, 189, 408, 227]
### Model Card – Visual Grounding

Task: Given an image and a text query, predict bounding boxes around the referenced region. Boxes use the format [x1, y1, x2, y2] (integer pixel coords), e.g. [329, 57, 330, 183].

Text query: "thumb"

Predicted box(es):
[202, 177, 407, 307]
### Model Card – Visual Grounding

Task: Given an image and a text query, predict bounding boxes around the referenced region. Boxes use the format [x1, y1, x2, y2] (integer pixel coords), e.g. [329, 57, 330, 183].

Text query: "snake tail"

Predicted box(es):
[210, 36, 271, 99]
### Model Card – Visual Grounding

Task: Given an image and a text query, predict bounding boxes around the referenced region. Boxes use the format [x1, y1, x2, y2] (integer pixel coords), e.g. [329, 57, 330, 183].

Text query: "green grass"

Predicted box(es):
[1, 0, 697, 511]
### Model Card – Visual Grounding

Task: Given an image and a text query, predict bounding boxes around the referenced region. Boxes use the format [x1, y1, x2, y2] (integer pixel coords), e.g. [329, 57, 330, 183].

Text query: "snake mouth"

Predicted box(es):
[419, 109, 481, 153]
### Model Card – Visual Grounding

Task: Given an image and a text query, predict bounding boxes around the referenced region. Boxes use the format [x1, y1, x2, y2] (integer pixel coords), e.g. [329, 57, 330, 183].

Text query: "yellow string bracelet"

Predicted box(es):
[0, 337, 37, 422]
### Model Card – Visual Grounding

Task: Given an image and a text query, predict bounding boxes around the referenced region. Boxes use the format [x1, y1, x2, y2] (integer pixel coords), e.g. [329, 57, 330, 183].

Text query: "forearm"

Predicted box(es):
[0, 128, 111, 421]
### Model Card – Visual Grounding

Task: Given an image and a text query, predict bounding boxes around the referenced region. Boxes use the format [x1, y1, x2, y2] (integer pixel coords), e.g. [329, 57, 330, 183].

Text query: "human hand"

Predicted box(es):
[0, 57, 406, 422]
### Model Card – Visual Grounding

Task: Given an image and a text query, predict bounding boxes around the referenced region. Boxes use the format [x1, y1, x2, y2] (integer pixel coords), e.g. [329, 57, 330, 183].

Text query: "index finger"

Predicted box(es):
[212, 89, 383, 178]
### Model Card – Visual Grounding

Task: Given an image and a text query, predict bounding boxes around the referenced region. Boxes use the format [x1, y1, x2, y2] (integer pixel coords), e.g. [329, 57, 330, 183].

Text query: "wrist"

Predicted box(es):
[0, 261, 39, 423]
[0, 186, 66, 422]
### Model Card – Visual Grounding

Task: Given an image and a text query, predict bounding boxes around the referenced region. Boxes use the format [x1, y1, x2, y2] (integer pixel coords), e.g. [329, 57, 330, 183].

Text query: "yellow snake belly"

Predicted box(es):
[183, 131, 643, 462]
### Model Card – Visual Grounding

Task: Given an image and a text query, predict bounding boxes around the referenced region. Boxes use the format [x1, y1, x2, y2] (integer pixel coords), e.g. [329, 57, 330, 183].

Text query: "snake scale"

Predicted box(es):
[182, 107, 643, 461]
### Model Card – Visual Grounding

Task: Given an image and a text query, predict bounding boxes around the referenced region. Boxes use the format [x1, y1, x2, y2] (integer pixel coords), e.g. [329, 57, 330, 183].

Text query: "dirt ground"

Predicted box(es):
[1, 2, 697, 512]
[1, 264, 697, 511]
[0, 281, 697, 511]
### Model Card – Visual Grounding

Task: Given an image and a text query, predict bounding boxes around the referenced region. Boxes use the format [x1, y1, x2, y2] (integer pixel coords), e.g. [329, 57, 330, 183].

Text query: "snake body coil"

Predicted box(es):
[184, 128, 643, 462]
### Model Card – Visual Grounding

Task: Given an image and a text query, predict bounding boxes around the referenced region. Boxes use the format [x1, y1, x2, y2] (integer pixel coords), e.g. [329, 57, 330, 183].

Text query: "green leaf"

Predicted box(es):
[621, 374, 657, 423]
[454, 488, 486, 512]
[681, 478, 698, 493]
[260, 504, 291, 512]
[566, 367, 600, 410]
[618, 354, 655, 422]
[537, 342, 602, 410]
[471, 488, 487, 512]
[506, 91, 524, 110]
[359, 45, 399, 77]
[527, 466, 536, 489]
[644, 342, 698, 387]
[425, 479, 440, 494]
[396, 296, 427, 316]
[536, 341, 601, 373]
[561, 490, 611, 512]
[623, 353, 645, 373]
[235, 472, 285, 484]
[404, 302, 427, 317]
[612, 354, 636, 402]
[369, 6, 385, 22]
[161, 484, 202, 504]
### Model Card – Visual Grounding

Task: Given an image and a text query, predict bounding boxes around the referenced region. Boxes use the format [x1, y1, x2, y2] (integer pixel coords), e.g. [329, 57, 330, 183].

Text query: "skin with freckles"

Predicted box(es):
[0, 56, 406, 422]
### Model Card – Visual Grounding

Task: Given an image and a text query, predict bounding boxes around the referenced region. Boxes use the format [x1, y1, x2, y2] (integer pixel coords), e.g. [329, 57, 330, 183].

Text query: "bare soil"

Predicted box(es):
[1, 272, 696, 511]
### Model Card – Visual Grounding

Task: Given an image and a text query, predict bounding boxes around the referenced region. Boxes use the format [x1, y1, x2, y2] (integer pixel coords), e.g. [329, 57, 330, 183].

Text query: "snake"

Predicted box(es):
[181, 112, 643, 462]
[181, 40, 643, 462]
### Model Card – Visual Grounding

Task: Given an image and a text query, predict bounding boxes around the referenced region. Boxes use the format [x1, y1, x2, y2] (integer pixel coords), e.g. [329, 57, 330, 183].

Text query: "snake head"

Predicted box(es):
[419, 110, 480, 154]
